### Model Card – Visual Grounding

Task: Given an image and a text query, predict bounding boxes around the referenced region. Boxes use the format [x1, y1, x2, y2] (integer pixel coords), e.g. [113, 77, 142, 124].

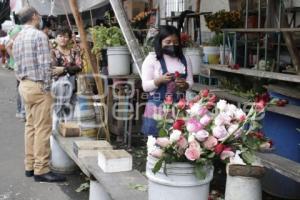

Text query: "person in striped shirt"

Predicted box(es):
[13, 6, 65, 183]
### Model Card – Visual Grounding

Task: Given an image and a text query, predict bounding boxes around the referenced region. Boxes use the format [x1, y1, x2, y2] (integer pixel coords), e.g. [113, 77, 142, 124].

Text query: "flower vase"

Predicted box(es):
[225, 164, 265, 200]
[146, 155, 214, 200]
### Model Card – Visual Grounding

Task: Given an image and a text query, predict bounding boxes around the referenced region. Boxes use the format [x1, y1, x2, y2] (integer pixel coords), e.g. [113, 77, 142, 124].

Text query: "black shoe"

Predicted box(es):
[34, 172, 66, 182]
[25, 170, 34, 177]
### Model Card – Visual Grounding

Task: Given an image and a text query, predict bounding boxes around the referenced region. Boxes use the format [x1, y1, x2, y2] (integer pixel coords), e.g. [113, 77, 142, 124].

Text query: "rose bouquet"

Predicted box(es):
[147, 89, 272, 179]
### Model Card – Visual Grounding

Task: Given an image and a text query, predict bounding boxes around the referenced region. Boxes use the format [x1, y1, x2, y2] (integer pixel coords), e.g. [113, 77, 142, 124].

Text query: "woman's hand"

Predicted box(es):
[52, 66, 65, 76]
[175, 78, 189, 92]
[154, 73, 173, 87]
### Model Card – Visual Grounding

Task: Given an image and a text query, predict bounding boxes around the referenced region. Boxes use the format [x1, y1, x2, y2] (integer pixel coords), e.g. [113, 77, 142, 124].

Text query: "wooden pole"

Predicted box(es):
[109, 0, 144, 77]
[196, 0, 201, 13]
[68, 0, 110, 142]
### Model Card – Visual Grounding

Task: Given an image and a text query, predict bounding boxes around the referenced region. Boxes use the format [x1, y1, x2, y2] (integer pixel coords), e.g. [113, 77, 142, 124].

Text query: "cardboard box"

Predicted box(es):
[59, 122, 81, 137]
[73, 140, 113, 158]
[98, 150, 132, 173]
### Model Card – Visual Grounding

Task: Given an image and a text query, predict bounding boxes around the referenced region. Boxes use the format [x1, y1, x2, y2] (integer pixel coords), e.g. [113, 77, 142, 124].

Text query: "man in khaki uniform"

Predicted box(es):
[13, 7, 65, 182]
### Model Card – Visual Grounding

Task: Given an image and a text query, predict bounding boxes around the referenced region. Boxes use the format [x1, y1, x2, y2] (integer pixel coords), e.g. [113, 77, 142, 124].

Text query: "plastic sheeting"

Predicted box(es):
[10, 0, 109, 16]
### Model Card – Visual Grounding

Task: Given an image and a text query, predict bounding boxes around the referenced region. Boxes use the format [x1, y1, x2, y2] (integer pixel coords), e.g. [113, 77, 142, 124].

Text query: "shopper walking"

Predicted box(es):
[13, 7, 65, 182]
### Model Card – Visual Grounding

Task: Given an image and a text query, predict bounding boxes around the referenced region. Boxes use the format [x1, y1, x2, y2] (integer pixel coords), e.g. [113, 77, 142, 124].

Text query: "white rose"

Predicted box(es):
[190, 103, 201, 116]
[235, 108, 246, 120]
[216, 100, 227, 111]
[194, 130, 209, 142]
[227, 124, 239, 134]
[215, 113, 231, 126]
[188, 134, 196, 143]
[170, 130, 182, 142]
[147, 136, 157, 154]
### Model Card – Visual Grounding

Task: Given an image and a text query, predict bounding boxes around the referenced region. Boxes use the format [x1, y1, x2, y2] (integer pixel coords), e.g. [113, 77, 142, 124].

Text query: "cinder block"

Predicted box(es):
[98, 150, 132, 173]
[73, 140, 113, 158]
[59, 122, 80, 137]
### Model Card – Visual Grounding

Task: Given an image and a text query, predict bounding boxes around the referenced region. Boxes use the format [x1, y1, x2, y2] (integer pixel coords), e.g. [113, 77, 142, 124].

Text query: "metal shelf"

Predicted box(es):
[204, 64, 300, 83]
[222, 28, 300, 33]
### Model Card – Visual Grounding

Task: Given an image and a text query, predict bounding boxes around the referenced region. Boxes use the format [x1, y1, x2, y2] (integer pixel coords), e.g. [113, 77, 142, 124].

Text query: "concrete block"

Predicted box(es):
[73, 140, 113, 158]
[98, 150, 132, 173]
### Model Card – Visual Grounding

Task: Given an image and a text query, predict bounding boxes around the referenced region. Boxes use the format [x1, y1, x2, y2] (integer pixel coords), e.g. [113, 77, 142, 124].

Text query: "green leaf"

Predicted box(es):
[241, 151, 255, 165]
[207, 152, 216, 159]
[159, 129, 168, 137]
[152, 158, 164, 174]
[195, 164, 207, 180]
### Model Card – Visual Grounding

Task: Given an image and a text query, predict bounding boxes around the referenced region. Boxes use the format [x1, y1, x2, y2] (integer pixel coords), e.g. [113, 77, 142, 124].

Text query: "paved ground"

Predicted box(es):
[0, 67, 89, 200]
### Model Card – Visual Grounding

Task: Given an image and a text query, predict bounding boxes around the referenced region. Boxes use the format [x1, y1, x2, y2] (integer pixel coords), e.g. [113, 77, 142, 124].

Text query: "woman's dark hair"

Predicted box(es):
[42, 18, 51, 30]
[56, 27, 72, 38]
[154, 25, 184, 60]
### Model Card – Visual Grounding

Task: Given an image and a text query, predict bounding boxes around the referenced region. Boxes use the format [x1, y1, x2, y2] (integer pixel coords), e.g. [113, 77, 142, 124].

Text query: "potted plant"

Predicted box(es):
[180, 32, 202, 75]
[90, 26, 129, 76]
[146, 89, 272, 200]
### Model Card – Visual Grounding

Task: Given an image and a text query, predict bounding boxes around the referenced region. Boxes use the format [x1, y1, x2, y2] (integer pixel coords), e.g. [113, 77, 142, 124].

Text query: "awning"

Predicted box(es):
[10, 0, 109, 16]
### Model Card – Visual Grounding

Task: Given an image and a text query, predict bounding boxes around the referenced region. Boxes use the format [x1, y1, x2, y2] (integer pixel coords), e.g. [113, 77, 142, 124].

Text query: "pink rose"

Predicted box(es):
[212, 126, 229, 140]
[194, 130, 209, 142]
[198, 107, 208, 116]
[156, 137, 171, 148]
[255, 99, 266, 112]
[185, 141, 201, 161]
[200, 114, 212, 126]
[186, 118, 203, 133]
[220, 148, 235, 160]
[164, 95, 173, 105]
[150, 149, 164, 158]
[177, 98, 186, 110]
[177, 135, 188, 149]
[203, 136, 218, 150]
[201, 89, 209, 98]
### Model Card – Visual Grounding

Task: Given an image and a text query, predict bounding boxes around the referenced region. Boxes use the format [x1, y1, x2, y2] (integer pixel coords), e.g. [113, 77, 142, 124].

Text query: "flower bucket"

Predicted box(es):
[183, 48, 203, 75]
[225, 164, 264, 200]
[219, 46, 232, 65]
[203, 46, 220, 64]
[50, 135, 77, 174]
[107, 46, 130, 76]
[146, 155, 214, 200]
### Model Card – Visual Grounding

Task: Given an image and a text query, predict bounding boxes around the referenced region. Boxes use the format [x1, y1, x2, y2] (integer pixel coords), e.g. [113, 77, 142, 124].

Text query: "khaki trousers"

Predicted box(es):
[19, 80, 53, 175]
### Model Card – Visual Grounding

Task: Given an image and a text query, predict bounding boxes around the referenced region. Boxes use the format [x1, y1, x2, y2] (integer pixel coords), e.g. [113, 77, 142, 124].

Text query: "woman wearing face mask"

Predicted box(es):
[141, 25, 194, 136]
[51, 27, 82, 129]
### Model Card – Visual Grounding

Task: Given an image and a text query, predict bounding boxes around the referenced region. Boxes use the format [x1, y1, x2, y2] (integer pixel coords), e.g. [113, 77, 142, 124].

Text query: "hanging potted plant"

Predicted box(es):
[181, 32, 202, 75]
[146, 89, 272, 200]
[90, 26, 130, 76]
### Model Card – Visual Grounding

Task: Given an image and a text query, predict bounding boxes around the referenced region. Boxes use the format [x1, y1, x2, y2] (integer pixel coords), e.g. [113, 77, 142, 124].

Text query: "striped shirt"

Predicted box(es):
[13, 25, 51, 90]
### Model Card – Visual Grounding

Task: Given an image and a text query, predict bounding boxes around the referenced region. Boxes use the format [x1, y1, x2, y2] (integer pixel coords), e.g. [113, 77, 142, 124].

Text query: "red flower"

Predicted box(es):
[276, 99, 287, 107]
[206, 102, 215, 110]
[164, 95, 173, 105]
[214, 143, 226, 155]
[254, 131, 264, 139]
[174, 71, 180, 78]
[255, 99, 266, 111]
[177, 98, 186, 110]
[209, 94, 217, 103]
[262, 92, 271, 103]
[268, 140, 273, 148]
[173, 119, 185, 130]
[201, 89, 209, 98]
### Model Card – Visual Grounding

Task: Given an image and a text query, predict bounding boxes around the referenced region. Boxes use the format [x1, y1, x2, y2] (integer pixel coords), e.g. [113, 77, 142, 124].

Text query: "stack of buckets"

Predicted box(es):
[262, 91, 300, 199]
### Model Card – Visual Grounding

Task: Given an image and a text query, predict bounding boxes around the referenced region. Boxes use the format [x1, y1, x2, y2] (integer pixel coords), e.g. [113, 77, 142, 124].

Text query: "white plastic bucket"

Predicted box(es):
[107, 46, 130, 76]
[146, 155, 214, 200]
[225, 174, 262, 200]
[203, 46, 220, 64]
[183, 48, 203, 75]
[89, 180, 111, 200]
[50, 135, 77, 174]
